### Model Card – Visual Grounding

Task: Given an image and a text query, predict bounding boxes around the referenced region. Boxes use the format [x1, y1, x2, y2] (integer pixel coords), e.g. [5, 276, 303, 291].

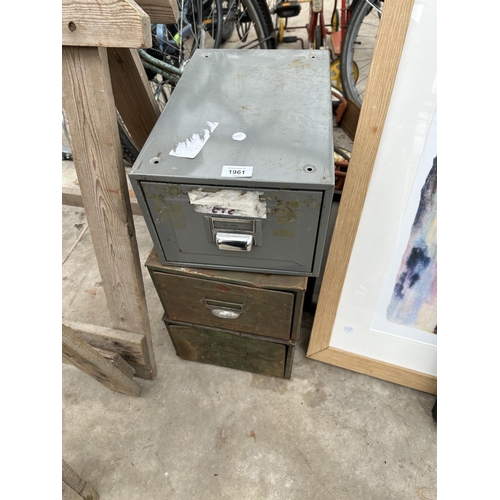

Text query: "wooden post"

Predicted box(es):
[62, 46, 156, 379]
[63, 324, 142, 397]
[62, 0, 177, 380]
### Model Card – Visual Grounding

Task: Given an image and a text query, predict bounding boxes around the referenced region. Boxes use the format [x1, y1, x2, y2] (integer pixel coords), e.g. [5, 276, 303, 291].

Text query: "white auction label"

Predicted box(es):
[221, 166, 253, 178]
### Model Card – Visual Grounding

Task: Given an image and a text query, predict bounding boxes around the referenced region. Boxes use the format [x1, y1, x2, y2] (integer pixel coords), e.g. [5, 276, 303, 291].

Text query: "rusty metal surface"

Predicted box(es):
[146, 246, 308, 291]
[167, 323, 287, 378]
[154, 272, 295, 340]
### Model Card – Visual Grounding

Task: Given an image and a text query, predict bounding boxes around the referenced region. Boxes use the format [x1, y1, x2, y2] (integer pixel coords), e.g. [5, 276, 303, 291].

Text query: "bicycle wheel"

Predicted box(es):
[221, 0, 275, 49]
[340, 0, 383, 106]
[264, 0, 280, 46]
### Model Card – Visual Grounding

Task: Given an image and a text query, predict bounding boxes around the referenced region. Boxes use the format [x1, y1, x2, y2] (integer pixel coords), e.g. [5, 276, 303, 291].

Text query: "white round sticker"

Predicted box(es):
[232, 132, 246, 141]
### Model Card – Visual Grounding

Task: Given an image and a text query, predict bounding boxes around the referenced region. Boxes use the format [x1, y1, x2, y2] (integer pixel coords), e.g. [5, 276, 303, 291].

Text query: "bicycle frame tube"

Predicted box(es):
[340, 2, 350, 40]
[308, 10, 317, 42]
[308, 0, 329, 43]
[332, 0, 354, 55]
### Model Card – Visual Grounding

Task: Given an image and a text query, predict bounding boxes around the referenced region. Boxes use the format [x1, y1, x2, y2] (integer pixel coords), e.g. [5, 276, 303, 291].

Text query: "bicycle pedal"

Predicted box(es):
[274, 0, 301, 18]
[281, 36, 299, 43]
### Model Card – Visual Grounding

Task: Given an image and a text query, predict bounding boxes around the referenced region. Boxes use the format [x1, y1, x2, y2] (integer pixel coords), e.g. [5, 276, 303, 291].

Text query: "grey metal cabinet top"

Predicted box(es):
[129, 49, 334, 190]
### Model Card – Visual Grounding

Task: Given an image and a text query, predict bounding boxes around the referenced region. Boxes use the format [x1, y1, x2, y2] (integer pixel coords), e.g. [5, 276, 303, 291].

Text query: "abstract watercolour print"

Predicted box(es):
[386, 157, 437, 333]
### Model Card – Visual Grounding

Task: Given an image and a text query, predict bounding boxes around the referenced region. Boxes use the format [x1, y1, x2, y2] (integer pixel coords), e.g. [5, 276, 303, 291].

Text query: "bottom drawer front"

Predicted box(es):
[167, 323, 287, 378]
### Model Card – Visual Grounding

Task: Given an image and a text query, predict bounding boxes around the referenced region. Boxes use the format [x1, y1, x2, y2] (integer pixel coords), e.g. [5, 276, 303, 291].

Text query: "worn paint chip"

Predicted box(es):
[169, 121, 219, 159]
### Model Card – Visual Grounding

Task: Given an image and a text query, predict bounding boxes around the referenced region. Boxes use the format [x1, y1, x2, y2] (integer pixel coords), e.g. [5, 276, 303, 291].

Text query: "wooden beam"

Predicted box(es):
[62, 460, 100, 500]
[62, 0, 152, 48]
[62, 46, 156, 379]
[63, 321, 150, 376]
[63, 324, 142, 397]
[62, 185, 86, 210]
[97, 349, 136, 378]
[62, 349, 136, 379]
[136, 0, 179, 23]
[108, 48, 160, 153]
[62, 185, 144, 217]
[63, 482, 84, 500]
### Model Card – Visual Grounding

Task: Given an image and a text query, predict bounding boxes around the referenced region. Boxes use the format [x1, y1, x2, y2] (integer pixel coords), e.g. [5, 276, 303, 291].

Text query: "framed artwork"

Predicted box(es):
[307, 0, 437, 394]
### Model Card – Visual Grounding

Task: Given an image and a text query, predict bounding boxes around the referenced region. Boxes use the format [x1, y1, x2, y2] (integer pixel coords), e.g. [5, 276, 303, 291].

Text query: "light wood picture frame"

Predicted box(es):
[307, 0, 437, 394]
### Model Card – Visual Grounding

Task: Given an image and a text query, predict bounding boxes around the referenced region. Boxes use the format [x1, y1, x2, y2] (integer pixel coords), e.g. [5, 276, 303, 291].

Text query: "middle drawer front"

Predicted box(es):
[152, 271, 295, 340]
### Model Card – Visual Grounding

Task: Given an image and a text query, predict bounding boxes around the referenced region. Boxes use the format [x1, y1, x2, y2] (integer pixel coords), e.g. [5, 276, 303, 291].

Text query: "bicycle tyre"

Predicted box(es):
[264, 0, 282, 47]
[119, 125, 140, 165]
[252, 0, 276, 48]
[340, 0, 383, 107]
[223, 0, 275, 49]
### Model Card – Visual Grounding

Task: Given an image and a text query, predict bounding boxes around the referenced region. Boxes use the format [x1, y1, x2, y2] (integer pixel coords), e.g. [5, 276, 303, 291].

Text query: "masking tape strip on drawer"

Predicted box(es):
[188, 188, 267, 218]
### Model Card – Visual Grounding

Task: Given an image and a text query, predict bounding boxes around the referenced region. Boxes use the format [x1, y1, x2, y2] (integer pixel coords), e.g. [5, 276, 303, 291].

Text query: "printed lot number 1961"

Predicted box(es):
[221, 166, 253, 178]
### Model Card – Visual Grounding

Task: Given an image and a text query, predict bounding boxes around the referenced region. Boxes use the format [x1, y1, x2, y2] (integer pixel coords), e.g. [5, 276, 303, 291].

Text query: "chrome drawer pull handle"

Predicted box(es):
[202, 298, 244, 320]
[210, 308, 241, 319]
[215, 232, 253, 251]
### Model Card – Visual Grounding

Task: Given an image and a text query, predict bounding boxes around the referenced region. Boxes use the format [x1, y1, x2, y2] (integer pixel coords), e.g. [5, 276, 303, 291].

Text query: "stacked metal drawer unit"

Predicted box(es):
[132, 49, 335, 378]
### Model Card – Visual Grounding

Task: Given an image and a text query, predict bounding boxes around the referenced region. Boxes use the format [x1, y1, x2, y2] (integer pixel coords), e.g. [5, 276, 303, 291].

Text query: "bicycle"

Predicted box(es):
[266, 0, 383, 107]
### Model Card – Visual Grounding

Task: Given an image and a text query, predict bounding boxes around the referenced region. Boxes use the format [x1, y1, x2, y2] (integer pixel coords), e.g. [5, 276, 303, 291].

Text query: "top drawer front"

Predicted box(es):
[141, 183, 323, 274]
[153, 272, 295, 340]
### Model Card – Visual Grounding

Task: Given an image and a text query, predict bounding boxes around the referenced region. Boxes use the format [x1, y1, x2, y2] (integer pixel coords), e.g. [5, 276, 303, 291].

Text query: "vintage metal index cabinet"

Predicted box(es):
[145, 248, 308, 378]
[130, 49, 335, 276]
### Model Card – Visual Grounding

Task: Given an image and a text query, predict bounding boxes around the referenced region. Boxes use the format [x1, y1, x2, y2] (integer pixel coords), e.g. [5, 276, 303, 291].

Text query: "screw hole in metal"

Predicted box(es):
[304, 164, 316, 173]
[150, 157, 162, 165]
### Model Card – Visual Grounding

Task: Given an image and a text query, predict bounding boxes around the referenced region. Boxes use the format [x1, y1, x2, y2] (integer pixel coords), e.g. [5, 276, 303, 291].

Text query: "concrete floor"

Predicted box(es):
[62, 10, 437, 499]
[62, 200, 437, 499]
